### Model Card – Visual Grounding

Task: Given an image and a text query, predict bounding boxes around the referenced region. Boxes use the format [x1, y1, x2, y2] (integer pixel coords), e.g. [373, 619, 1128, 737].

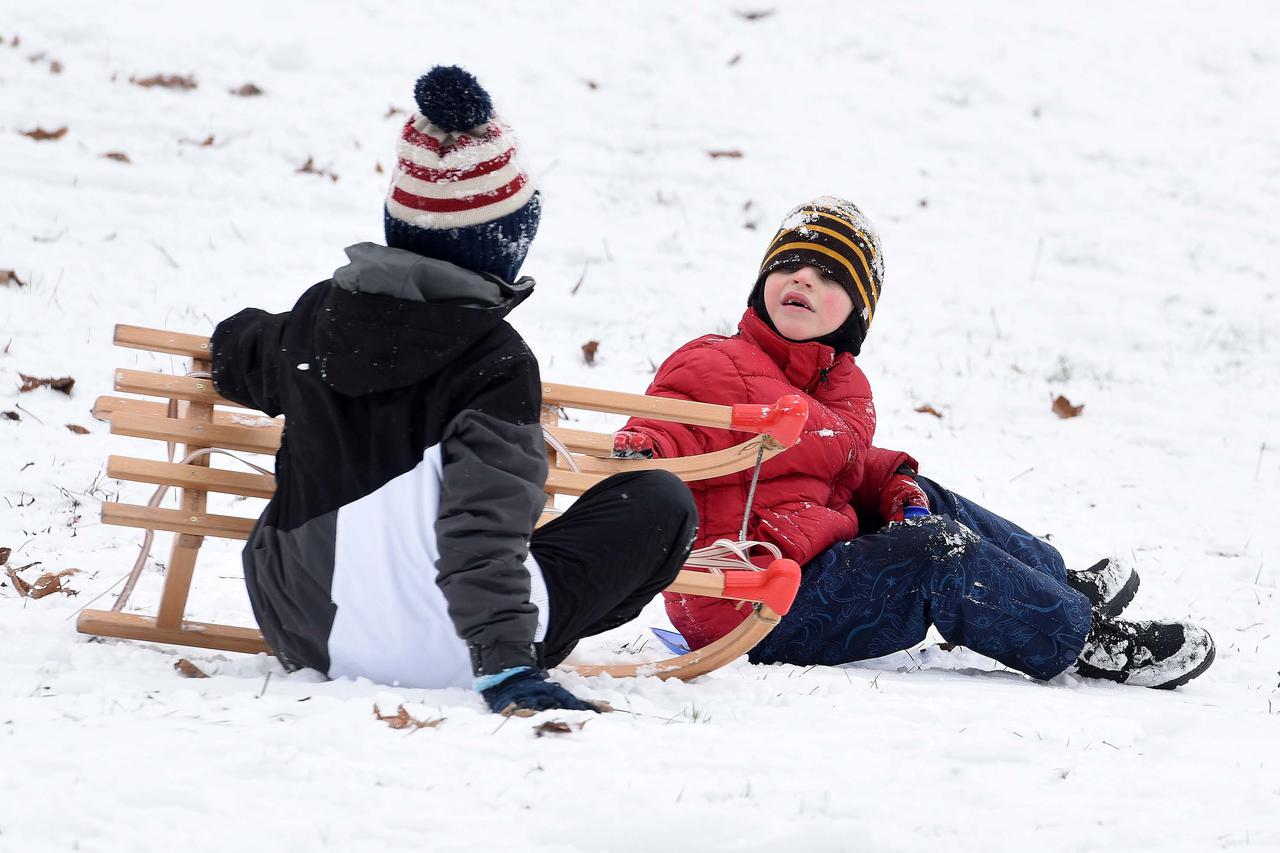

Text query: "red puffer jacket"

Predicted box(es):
[624, 308, 916, 649]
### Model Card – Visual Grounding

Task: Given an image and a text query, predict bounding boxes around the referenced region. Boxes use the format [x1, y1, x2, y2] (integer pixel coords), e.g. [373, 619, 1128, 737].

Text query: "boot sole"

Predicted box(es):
[1097, 570, 1141, 619]
[1151, 640, 1216, 690]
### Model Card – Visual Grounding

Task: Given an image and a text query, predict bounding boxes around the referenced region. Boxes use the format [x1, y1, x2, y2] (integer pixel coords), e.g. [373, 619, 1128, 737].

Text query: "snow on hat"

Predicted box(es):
[750, 196, 885, 354]
[383, 66, 540, 282]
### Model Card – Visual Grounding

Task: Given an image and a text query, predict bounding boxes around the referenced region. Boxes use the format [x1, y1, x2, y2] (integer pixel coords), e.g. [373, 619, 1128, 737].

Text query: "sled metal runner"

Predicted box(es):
[78, 324, 806, 681]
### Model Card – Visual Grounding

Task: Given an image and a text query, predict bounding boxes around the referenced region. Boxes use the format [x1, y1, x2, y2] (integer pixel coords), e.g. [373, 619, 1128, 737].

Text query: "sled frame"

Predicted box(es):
[78, 324, 804, 681]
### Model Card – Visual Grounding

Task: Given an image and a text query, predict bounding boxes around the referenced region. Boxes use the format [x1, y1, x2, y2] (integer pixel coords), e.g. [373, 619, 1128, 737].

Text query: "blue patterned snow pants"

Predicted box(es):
[748, 478, 1093, 679]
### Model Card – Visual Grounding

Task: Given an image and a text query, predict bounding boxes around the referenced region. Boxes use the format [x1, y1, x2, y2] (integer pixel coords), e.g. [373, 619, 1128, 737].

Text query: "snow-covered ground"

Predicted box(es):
[3, 3, 1279, 850]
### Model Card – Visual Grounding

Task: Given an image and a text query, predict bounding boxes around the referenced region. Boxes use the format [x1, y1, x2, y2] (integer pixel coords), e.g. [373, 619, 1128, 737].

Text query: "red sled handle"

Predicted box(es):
[721, 558, 802, 616]
[729, 394, 808, 448]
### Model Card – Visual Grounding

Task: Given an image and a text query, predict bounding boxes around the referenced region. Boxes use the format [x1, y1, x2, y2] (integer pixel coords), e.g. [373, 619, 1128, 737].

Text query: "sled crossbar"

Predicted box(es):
[80, 324, 808, 681]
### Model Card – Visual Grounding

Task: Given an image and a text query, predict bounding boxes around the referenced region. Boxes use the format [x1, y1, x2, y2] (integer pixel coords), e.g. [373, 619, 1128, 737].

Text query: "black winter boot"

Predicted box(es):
[1074, 617, 1215, 689]
[1067, 558, 1140, 618]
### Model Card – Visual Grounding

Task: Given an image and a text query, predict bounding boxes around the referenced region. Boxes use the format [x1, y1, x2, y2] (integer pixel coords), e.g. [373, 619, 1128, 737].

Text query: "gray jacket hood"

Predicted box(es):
[314, 243, 535, 396]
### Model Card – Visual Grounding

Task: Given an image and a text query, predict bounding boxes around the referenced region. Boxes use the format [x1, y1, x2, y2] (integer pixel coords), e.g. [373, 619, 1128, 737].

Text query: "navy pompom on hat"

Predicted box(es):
[384, 66, 540, 283]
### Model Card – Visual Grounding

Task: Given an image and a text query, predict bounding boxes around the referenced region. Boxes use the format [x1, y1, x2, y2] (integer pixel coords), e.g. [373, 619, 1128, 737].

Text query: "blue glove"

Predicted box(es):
[476, 667, 601, 716]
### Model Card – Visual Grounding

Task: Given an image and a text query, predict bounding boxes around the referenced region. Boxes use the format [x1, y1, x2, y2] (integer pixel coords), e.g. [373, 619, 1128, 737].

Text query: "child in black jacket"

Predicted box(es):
[212, 67, 695, 715]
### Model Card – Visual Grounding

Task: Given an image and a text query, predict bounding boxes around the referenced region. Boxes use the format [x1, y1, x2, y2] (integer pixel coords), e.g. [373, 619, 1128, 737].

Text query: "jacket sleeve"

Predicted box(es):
[853, 445, 921, 511]
[210, 307, 290, 417]
[433, 345, 549, 677]
[623, 342, 750, 458]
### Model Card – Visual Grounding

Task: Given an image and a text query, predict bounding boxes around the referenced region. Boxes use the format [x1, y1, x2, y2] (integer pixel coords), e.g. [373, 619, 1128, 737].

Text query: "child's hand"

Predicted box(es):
[612, 431, 656, 459]
[880, 472, 930, 523]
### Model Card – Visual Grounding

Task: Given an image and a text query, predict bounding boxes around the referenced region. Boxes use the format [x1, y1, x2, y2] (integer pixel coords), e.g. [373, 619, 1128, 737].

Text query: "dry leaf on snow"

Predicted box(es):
[5, 566, 31, 596]
[914, 404, 944, 419]
[1, 270, 27, 287]
[230, 82, 263, 96]
[130, 73, 197, 90]
[20, 126, 67, 142]
[0, 547, 10, 566]
[100, 151, 131, 163]
[18, 373, 75, 394]
[373, 703, 444, 730]
[179, 134, 216, 147]
[29, 568, 80, 599]
[1, 411, 19, 421]
[296, 157, 338, 182]
[65, 424, 89, 434]
[534, 720, 590, 737]
[174, 658, 210, 678]
[707, 149, 743, 159]
[581, 340, 600, 366]
[1051, 394, 1085, 419]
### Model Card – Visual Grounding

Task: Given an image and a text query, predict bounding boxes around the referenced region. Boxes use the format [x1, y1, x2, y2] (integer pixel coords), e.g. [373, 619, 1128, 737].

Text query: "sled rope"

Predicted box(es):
[684, 537, 782, 575]
[738, 443, 767, 542]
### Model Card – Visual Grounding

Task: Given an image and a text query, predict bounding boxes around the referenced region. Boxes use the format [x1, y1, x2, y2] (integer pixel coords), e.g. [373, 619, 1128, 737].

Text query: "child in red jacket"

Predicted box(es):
[617, 197, 1214, 689]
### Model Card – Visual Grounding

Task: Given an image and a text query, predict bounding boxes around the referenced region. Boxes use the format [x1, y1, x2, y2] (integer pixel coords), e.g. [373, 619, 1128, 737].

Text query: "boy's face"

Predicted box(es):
[762, 265, 854, 342]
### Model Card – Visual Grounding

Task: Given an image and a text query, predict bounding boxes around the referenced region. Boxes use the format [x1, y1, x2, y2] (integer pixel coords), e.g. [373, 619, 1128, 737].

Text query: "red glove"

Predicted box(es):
[879, 472, 929, 523]
[612, 431, 656, 459]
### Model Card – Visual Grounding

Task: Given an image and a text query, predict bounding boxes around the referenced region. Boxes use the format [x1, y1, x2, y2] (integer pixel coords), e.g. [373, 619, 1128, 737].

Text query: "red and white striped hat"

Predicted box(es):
[384, 66, 540, 282]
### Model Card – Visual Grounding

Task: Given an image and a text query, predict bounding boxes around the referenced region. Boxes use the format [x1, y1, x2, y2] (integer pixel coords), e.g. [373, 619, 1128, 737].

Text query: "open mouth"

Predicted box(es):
[780, 291, 814, 312]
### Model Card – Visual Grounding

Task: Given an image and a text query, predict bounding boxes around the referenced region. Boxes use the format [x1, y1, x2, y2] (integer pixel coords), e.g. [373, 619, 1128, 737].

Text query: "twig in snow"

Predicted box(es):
[255, 671, 272, 698]
[150, 241, 181, 270]
[14, 403, 43, 424]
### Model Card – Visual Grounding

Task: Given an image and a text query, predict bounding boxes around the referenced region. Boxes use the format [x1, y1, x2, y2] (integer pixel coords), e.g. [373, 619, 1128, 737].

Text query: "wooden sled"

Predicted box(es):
[79, 324, 807, 681]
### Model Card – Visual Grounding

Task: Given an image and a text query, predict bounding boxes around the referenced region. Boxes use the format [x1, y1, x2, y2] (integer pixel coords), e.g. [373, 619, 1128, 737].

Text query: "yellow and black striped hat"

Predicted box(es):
[755, 197, 885, 339]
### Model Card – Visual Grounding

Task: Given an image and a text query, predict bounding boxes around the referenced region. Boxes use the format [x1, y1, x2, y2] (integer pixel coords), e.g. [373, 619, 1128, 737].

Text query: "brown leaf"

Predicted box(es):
[533, 720, 584, 737]
[179, 134, 215, 147]
[49, 60, 62, 74]
[914, 404, 944, 419]
[5, 566, 31, 596]
[29, 568, 80, 599]
[1, 269, 27, 287]
[296, 157, 338, 182]
[174, 658, 209, 678]
[373, 703, 444, 730]
[581, 340, 600, 366]
[130, 73, 197, 90]
[100, 151, 131, 163]
[20, 126, 68, 142]
[230, 82, 263, 97]
[1051, 394, 1085, 419]
[0, 547, 8, 566]
[734, 8, 775, 21]
[374, 161, 384, 174]
[1, 411, 19, 421]
[65, 424, 89, 434]
[18, 374, 75, 395]
[707, 149, 743, 159]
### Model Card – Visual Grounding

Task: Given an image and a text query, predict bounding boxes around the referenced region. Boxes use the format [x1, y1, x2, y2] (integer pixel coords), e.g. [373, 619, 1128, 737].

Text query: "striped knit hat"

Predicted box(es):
[750, 196, 885, 354]
[383, 66, 540, 283]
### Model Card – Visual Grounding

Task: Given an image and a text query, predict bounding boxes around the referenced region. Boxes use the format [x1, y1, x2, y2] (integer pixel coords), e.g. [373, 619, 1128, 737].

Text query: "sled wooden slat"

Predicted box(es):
[77, 610, 269, 656]
[80, 322, 808, 682]
[102, 502, 256, 540]
[114, 324, 213, 359]
[107, 455, 276, 499]
[92, 395, 271, 426]
[543, 382, 734, 429]
[114, 369, 223, 406]
[109, 411, 281, 454]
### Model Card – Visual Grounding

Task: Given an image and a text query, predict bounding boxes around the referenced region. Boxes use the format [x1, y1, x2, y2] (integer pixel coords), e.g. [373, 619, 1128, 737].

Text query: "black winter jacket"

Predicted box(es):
[211, 243, 549, 688]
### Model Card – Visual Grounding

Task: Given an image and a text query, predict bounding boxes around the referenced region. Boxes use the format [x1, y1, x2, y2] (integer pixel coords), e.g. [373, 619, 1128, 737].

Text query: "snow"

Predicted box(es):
[3, 2, 1279, 851]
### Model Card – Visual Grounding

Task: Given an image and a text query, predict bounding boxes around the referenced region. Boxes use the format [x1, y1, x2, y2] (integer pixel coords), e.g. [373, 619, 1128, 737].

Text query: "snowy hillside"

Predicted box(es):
[2, 3, 1278, 851]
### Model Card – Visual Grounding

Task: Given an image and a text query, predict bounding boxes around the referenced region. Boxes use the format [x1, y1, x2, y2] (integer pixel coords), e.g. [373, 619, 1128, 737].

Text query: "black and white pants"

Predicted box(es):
[532, 470, 697, 667]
